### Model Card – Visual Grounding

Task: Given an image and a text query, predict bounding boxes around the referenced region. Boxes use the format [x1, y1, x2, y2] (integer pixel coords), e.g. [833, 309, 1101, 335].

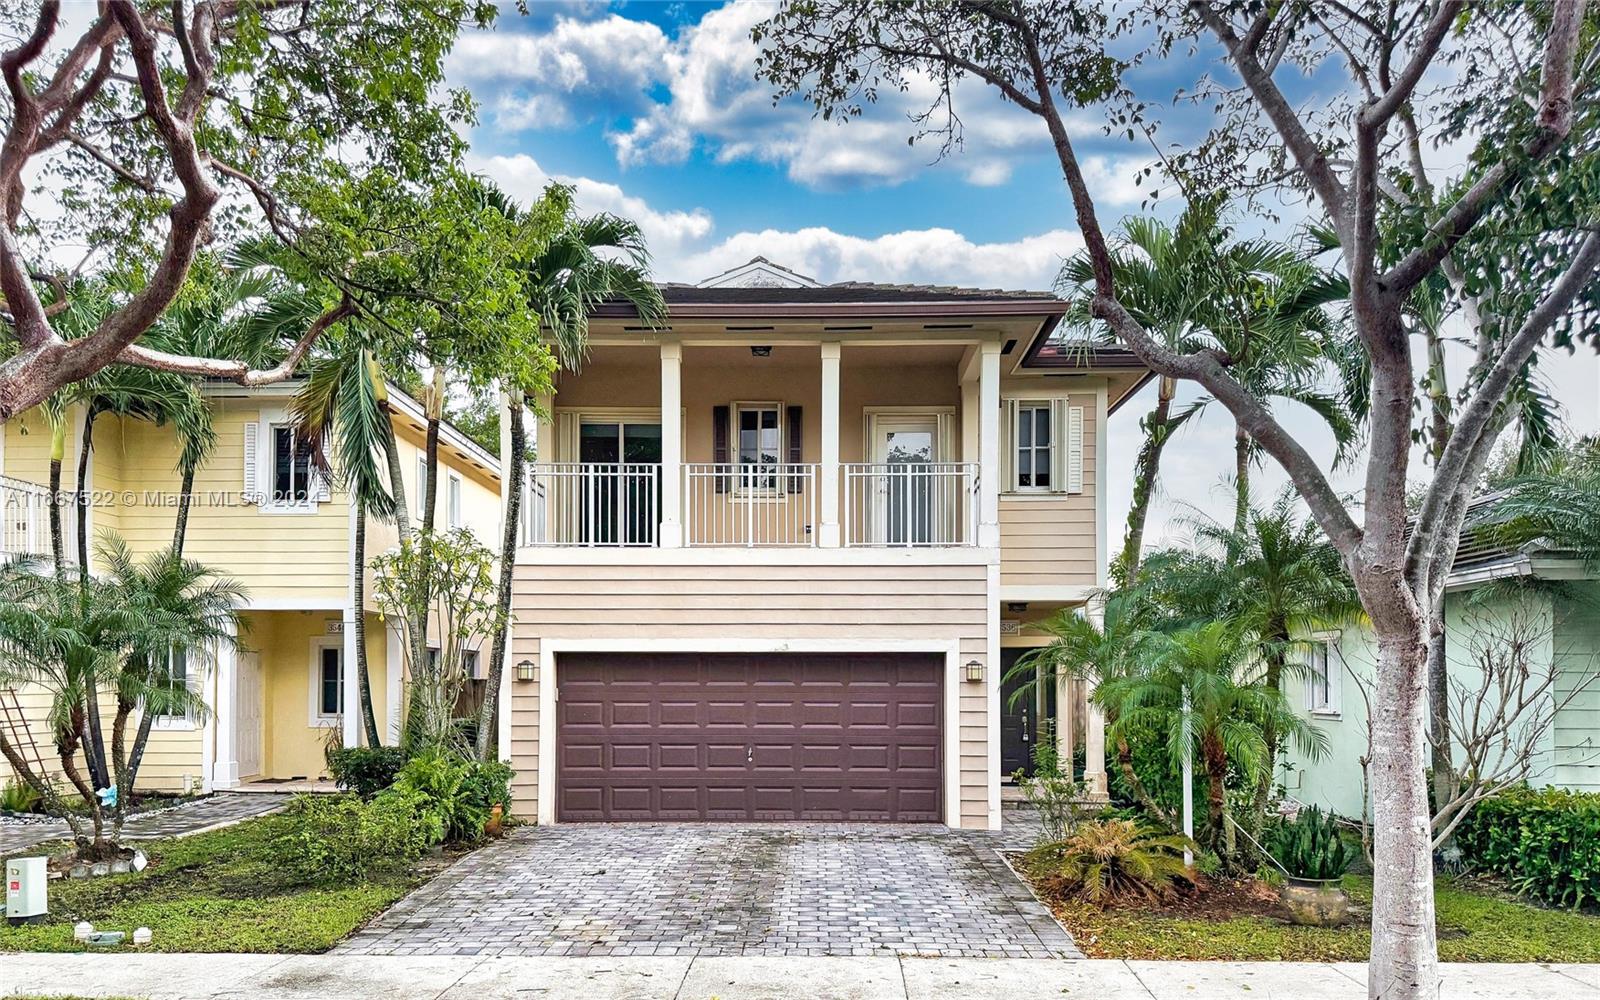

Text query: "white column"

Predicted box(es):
[341, 608, 360, 748]
[977, 340, 1002, 549]
[1083, 597, 1108, 796]
[211, 623, 239, 789]
[659, 341, 683, 548]
[385, 622, 404, 746]
[819, 342, 842, 547]
[1055, 670, 1074, 771]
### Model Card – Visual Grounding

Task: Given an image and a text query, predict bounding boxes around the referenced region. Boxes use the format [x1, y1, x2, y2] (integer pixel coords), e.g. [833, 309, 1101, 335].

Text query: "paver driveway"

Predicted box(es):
[339, 822, 1079, 959]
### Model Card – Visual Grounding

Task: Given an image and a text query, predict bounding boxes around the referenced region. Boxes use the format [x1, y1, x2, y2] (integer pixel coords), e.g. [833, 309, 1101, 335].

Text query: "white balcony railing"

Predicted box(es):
[684, 463, 817, 547]
[0, 476, 65, 560]
[842, 462, 978, 548]
[522, 463, 659, 547]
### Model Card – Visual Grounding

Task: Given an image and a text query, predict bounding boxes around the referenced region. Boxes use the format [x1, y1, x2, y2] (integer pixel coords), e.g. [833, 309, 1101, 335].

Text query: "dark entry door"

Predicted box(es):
[556, 652, 943, 822]
[1000, 647, 1055, 778]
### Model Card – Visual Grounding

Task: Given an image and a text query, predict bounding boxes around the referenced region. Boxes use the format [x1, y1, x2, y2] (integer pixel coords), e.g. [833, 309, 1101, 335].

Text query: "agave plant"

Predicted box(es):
[1268, 805, 1354, 882]
[1024, 818, 1195, 906]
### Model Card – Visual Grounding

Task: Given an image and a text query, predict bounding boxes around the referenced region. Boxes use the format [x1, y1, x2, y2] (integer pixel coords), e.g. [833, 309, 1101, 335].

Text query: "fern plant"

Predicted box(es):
[1024, 818, 1194, 905]
[1, 778, 42, 814]
[1268, 804, 1353, 881]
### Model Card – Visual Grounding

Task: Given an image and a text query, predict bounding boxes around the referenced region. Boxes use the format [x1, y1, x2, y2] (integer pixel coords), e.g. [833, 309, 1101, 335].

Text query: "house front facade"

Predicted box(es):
[0, 382, 501, 795]
[499, 259, 1147, 830]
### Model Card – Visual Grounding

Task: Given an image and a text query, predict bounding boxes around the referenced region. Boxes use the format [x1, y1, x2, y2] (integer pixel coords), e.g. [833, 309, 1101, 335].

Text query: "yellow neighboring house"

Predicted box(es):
[0, 380, 501, 795]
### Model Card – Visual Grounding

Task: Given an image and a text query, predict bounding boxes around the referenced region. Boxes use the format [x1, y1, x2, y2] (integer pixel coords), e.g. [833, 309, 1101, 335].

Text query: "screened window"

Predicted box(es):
[448, 474, 463, 529]
[272, 426, 311, 504]
[736, 403, 781, 491]
[1016, 404, 1052, 489]
[153, 646, 190, 725]
[317, 645, 343, 719]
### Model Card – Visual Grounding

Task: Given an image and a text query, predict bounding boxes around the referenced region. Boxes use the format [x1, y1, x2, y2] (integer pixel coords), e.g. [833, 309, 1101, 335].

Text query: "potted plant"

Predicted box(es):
[1267, 804, 1354, 926]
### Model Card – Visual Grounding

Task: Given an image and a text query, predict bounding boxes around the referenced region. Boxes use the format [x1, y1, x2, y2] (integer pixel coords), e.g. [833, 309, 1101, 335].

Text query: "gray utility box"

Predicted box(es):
[6, 856, 47, 924]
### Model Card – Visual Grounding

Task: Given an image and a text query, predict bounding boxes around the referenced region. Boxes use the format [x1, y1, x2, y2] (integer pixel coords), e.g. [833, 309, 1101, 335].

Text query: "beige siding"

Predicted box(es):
[508, 559, 993, 828]
[998, 391, 1099, 589]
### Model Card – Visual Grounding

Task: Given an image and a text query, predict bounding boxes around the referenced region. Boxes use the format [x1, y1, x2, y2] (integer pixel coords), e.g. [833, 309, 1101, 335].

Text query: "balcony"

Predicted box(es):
[523, 462, 978, 549]
[0, 476, 70, 562]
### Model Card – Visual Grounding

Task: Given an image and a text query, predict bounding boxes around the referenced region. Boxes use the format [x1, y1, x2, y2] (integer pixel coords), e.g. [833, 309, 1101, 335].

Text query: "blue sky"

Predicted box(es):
[450, 1, 1600, 547]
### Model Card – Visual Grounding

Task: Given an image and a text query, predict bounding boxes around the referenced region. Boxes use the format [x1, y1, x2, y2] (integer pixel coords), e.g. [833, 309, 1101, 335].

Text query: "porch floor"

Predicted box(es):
[233, 778, 340, 795]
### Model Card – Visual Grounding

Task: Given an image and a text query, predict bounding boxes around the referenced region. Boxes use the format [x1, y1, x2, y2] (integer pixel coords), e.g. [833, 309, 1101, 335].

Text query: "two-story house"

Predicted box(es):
[495, 259, 1148, 830]
[0, 381, 501, 795]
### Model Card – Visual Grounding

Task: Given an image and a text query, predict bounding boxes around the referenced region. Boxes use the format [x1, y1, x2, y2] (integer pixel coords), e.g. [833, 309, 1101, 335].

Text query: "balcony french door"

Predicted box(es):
[874, 417, 938, 545]
[577, 421, 661, 546]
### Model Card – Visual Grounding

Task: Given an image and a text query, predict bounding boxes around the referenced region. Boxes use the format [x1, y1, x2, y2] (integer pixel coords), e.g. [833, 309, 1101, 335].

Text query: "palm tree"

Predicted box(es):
[1099, 619, 1326, 862]
[470, 182, 666, 761]
[1165, 493, 1362, 817]
[291, 324, 395, 749]
[1058, 199, 1352, 582]
[1477, 438, 1600, 563]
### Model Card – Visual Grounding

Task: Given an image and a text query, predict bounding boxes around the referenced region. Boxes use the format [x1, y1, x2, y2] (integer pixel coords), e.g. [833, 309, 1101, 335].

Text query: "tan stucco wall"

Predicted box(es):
[507, 556, 994, 828]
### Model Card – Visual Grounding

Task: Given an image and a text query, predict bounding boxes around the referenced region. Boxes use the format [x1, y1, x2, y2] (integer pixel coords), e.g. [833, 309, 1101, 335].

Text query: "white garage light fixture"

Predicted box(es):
[964, 659, 985, 684]
[515, 659, 536, 683]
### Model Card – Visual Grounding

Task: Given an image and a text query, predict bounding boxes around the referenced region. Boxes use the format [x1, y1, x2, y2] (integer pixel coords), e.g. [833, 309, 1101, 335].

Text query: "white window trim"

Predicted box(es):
[731, 400, 785, 500]
[308, 636, 345, 728]
[257, 413, 322, 515]
[1013, 402, 1054, 494]
[1305, 633, 1342, 718]
[415, 453, 429, 522]
[447, 471, 464, 529]
[150, 646, 198, 732]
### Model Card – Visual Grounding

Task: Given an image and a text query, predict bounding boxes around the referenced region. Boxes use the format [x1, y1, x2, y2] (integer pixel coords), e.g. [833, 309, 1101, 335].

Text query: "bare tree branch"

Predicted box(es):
[117, 295, 356, 385]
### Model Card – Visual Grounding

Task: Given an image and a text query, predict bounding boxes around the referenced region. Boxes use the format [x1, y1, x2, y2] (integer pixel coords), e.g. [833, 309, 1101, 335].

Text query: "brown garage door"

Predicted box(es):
[556, 652, 942, 822]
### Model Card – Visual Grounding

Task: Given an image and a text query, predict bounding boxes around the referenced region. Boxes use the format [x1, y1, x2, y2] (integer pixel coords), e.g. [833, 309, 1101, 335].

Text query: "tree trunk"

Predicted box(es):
[1253, 626, 1289, 826]
[353, 497, 381, 747]
[1201, 730, 1230, 857]
[407, 371, 445, 741]
[75, 410, 110, 792]
[477, 392, 525, 762]
[48, 417, 65, 575]
[123, 710, 156, 797]
[1113, 376, 1175, 587]
[1426, 596, 1451, 823]
[172, 463, 196, 555]
[1115, 735, 1177, 831]
[1233, 421, 1251, 539]
[1367, 623, 1439, 1000]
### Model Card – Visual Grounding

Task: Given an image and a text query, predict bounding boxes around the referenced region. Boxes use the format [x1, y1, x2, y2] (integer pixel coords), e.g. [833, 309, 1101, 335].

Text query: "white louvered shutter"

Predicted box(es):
[1001, 398, 1019, 492]
[310, 461, 331, 503]
[1049, 399, 1068, 493]
[1067, 406, 1085, 494]
[242, 422, 259, 503]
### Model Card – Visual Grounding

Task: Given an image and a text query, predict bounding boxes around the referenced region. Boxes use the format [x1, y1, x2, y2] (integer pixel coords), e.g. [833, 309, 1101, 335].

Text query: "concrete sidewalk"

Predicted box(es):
[3, 953, 1597, 999]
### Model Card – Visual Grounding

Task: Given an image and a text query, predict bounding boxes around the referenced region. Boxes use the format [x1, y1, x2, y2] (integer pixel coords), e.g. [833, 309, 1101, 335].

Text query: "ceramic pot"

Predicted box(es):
[1280, 876, 1349, 927]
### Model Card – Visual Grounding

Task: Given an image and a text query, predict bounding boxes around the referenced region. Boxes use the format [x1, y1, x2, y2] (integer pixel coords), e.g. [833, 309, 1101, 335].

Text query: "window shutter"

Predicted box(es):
[1049, 399, 1068, 493]
[310, 465, 331, 503]
[242, 422, 259, 502]
[785, 405, 803, 493]
[1067, 406, 1084, 494]
[1000, 399, 1018, 492]
[712, 405, 730, 493]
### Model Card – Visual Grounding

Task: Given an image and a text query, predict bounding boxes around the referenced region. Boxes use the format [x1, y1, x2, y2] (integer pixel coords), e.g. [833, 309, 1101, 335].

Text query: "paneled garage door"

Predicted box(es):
[556, 652, 943, 822]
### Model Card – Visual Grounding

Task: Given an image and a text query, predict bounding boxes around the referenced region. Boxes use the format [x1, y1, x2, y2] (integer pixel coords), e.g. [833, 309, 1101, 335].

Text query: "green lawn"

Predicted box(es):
[1055, 875, 1600, 962]
[0, 813, 438, 953]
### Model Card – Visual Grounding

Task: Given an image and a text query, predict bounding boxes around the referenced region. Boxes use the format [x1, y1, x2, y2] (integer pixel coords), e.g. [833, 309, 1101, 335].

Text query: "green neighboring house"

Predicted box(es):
[1281, 499, 1600, 820]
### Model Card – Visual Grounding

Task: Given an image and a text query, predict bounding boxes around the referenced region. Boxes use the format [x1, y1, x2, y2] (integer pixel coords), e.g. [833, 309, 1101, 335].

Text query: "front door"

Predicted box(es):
[577, 421, 661, 545]
[235, 649, 262, 780]
[872, 417, 939, 545]
[1000, 647, 1056, 778]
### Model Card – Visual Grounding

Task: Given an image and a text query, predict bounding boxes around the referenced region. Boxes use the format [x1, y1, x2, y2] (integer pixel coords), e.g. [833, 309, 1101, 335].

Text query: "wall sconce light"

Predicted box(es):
[750, 345, 772, 357]
[515, 658, 536, 683]
[964, 659, 985, 684]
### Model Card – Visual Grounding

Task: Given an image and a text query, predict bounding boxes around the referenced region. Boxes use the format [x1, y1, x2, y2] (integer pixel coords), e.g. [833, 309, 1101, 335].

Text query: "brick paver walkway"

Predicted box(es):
[338, 821, 1078, 960]
[0, 792, 289, 854]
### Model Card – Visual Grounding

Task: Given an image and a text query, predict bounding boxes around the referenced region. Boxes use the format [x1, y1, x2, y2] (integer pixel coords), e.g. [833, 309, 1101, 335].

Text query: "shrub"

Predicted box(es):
[280, 792, 434, 881]
[1268, 805, 1353, 881]
[1012, 727, 1087, 842]
[1023, 818, 1194, 906]
[326, 746, 410, 797]
[1, 778, 42, 814]
[1455, 786, 1600, 908]
[390, 748, 515, 843]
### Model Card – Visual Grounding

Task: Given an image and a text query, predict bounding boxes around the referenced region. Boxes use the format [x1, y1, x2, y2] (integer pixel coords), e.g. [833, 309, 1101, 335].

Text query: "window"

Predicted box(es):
[311, 642, 343, 725]
[1305, 639, 1340, 716]
[271, 426, 312, 504]
[152, 646, 192, 728]
[1015, 404, 1052, 489]
[735, 403, 782, 492]
[416, 455, 429, 520]
[462, 649, 480, 680]
[448, 473, 463, 529]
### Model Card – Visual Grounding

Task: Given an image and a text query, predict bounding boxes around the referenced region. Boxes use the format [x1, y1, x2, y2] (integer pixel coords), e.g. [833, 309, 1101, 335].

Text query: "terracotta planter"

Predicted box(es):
[1279, 876, 1349, 927]
[485, 803, 504, 838]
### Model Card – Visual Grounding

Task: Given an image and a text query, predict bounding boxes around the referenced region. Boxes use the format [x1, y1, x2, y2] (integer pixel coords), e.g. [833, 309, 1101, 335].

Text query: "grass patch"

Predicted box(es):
[1049, 874, 1600, 962]
[0, 812, 452, 954]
